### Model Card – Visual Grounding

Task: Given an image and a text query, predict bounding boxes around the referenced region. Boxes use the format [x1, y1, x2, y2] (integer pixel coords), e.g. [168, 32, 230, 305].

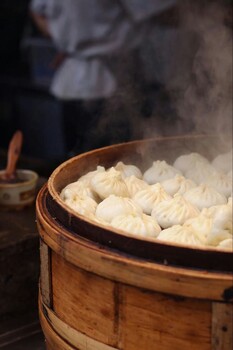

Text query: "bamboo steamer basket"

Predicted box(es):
[36, 135, 233, 350]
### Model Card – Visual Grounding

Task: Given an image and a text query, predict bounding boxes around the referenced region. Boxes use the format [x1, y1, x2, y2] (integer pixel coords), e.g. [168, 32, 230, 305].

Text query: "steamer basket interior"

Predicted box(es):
[45, 135, 232, 273]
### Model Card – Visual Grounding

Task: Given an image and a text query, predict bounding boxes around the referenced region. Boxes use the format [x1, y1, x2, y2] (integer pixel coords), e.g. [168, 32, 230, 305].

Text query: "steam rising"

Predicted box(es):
[143, 1, 232, 148]
[174, 2, 232, 140]
[89, 2, 232, 153]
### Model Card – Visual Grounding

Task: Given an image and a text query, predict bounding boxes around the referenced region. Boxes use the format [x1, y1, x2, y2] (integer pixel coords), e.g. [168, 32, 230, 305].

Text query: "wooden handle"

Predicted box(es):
[5, 130, 23, 179]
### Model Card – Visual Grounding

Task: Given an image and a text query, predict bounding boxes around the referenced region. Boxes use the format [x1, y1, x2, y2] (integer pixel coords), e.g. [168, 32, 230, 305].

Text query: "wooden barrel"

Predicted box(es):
[36, 136, 233, 350]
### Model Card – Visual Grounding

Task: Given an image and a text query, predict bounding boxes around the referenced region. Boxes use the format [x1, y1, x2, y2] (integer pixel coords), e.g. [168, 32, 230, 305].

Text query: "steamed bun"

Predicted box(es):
[62, 194, 97, 217]
[184, 206, 232, 246]
[212, 150, 232, 173]
[143, 160, 181, 184]
[205, 204, 232, 234]
[161, 175, 196, 196]
[78, 166, 105, 186]
[157, 225, 203, 247]
[114, 161, 142, 179]
[111, 213, 161, 238]
[185, 162, 217, 185]
[151, 194, 200, 229]
[91, 167, 129, 199]
[60, 180, 98, 202]
[183, 184, 227, 210]
[173, 152, 209, 173]
[132, 183, 171, 215]
[205, 172, 232, 198]
[124, 175, 149, 197]
[217, 238, 233, 251]
[95, 195, 142, 223]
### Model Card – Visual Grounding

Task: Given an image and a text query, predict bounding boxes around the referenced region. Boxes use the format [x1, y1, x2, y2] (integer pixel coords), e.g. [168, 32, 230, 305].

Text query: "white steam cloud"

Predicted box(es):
[88, 2, 232, 154]
[171, 2, 232, 141]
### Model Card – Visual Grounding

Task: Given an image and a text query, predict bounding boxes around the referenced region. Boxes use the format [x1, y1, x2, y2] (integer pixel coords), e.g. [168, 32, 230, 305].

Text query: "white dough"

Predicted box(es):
[60, 180, 99, 202]
[185, 207, 232, 246]
[114, 161, 142, 179]
[185, 162, 217, 185]
[151, 194, 200, 228]
[212, 150, 232, 173]
[111, 213, 161, 238]
[183, 184, 227, 210]
[63, 194, 97, 217]
[78, 166, 105, 185]
[95, 195, 142, 223]
[161, 175, 196, 196]
[133, 183, 171, 215]
[173, 152, 209, 173]
[157, 225, 203, 247]
[91, 167, 129, 199]
[143, 160, 181, 184]
[205, 172, 232, 198]
[124, 175, 149, 197]
[217, 238, 233, 251]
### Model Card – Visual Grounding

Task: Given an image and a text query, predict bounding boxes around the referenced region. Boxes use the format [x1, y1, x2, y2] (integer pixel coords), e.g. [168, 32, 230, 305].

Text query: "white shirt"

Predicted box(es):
[30, 0, 176, 99]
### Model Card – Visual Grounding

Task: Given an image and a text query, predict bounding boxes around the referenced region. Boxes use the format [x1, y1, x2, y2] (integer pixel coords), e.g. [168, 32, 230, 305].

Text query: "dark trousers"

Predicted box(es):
[62, 99, 105, 155]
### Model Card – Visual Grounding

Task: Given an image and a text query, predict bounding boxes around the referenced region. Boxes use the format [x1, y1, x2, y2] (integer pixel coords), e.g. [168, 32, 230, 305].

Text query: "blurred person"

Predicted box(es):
[29, 0, 177, 155]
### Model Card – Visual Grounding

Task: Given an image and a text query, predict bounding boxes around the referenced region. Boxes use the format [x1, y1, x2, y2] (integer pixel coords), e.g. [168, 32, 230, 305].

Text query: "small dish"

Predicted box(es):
[0, 169, 39, 210]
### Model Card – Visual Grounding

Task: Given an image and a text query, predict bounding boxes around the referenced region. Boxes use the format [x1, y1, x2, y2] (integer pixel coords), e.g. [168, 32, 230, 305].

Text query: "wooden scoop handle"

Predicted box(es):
[5, 130, 23, 179]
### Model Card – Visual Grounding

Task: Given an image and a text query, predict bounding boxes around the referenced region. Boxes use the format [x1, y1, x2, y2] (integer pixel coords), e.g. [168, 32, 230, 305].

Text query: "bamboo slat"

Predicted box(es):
[40, 295, 119, 350]
[212, 302, 233, 350]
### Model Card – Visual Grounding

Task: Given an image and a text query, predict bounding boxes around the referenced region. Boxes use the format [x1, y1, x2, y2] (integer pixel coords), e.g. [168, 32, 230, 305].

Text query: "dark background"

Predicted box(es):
[0, 0, 66, 176]
[0, 0, 232, 176]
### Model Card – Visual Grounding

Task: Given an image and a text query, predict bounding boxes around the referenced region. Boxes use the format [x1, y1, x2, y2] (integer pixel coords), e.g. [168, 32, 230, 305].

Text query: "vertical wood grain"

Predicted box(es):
[212, 302, 233, 350]
[40, 297, 119, 350]
[119, 285, 212, 350]
[51, 251, 118, 347]
[40, 239, 52, 308]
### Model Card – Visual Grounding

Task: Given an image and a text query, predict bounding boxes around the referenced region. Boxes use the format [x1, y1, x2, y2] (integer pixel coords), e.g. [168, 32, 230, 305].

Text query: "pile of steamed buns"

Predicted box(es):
[60, 150, 232, 251]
